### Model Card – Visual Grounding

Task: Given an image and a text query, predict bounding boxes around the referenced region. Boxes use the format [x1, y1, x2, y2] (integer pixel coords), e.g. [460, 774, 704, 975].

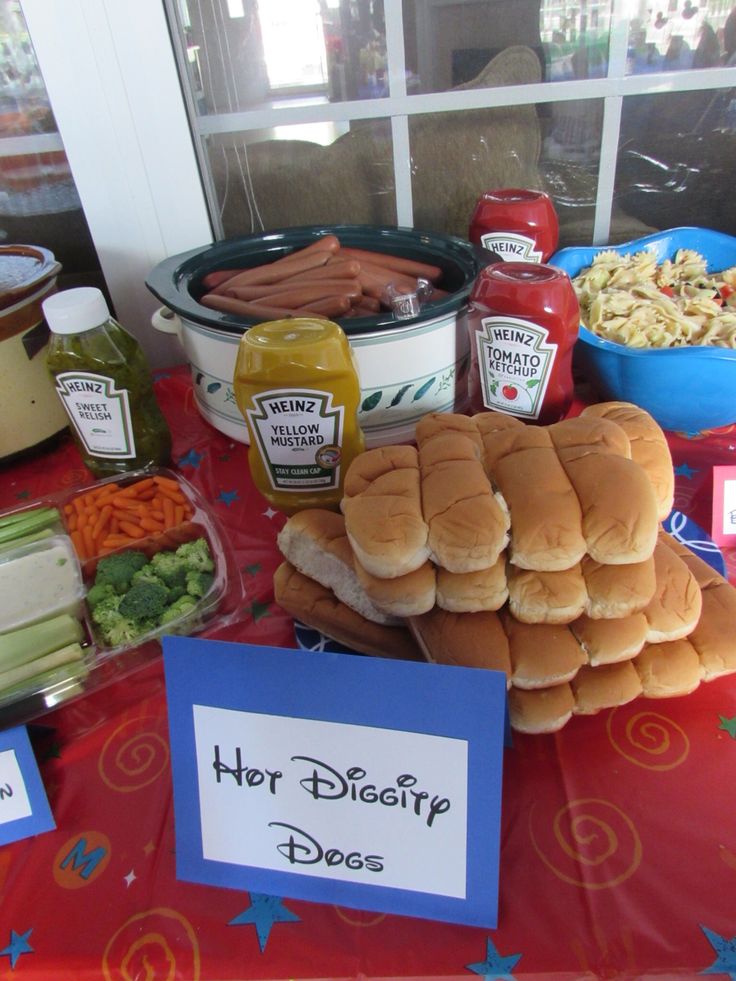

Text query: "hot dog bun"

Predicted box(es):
[633, 638, 703, 697]
[508, 683, 575, 734]
[353, 559, 437, 618]
[408, 607, 512, 682]
[571, 661, 643, 714]
[643, 540, 703, 642]
[500, 611, 588, 689]
[417, 431, 509, 573]
[277, 509, 401, 625]
[580, 554, 657, 619]
[273, 561, 423, 661]
[581, 401, 674, 520]
[435, 558, 508, 613]
[341, 444, 430, 578]
[569, 612, 648, 666]
[506, 563, 587, 624]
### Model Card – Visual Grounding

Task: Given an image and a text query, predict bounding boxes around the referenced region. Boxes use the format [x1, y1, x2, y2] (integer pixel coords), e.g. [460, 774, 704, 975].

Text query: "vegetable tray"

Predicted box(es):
[0, 467, 242, 730]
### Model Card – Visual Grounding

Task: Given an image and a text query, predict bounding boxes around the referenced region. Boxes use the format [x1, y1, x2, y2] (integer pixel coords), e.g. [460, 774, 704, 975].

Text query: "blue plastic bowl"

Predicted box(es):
[550, 227, 736, 433]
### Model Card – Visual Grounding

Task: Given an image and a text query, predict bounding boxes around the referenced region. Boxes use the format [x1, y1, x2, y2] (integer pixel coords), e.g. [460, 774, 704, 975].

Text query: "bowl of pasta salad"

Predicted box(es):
[550, 226, 736, 432]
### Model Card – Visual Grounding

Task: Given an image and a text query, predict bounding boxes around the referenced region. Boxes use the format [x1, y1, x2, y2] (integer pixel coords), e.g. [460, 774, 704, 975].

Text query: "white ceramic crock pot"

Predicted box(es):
[0, 245, 69, 461]
[147, 225, 493, 447]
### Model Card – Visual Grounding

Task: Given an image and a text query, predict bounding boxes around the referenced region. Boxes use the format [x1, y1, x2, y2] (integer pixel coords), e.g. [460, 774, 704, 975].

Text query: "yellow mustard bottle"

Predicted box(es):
[233, 318, 365, 515]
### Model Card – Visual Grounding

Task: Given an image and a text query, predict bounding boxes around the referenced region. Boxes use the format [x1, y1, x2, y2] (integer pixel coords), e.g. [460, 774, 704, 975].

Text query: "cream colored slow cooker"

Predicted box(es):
[0, 244, 69, 461]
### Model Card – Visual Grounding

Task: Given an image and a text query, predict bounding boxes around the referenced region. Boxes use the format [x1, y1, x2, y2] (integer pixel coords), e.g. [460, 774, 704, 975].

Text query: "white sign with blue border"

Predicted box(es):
[0, 726, 55, 846]
[163, 637, 507, 928]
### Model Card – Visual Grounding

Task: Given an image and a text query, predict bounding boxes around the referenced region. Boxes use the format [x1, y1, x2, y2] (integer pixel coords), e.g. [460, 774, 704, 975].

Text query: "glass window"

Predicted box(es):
[614, 87, 736, 234]
[627, 0, 733, 74]
[0, 1, 102, 286]
[177, 0, 388, 113]
[402, 0, 613, 92]
[166, 0, 736, 245]
[205, 118, 396, 239]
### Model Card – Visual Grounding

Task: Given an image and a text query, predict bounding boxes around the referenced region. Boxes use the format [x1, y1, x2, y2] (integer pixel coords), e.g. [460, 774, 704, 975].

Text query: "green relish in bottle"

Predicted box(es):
[43, 287, 171, 477]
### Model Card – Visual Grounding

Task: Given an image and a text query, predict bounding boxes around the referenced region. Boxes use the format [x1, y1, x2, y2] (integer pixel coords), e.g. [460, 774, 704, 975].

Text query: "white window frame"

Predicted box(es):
[19, 0, 736, 365]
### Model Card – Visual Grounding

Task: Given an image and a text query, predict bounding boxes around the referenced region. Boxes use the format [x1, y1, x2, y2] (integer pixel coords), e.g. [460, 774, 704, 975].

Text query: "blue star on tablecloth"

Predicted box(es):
[466, 936, 521, 979]
[229, 893, 300, 952]
[674, 462, 699, 479]
[217, 489, 240, 506]
[0, 929, 33, 969]
[178, 448, 204, 469]
[701, 924, 736, 978]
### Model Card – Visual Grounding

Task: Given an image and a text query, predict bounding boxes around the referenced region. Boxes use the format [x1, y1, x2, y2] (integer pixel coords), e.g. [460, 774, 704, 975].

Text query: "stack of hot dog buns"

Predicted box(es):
[273, 401, 736, 734]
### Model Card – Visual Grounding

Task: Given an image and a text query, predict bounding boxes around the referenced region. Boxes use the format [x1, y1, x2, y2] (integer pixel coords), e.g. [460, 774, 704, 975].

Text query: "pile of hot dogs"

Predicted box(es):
[198, 234, 447, 323]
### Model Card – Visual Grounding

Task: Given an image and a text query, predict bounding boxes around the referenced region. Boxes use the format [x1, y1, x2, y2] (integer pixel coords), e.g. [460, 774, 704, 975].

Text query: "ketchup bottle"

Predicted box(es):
[467, 262, 579, 425]
[469, 188, 559, 263]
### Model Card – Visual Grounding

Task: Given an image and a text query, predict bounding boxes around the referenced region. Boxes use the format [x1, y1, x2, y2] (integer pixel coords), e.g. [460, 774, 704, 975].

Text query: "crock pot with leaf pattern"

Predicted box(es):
[146, 225, 495, 447]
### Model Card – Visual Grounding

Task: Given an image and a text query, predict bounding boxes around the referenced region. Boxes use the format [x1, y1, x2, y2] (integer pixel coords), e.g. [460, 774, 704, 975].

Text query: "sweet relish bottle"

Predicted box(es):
[44, 287, 171, 477]
[467, 262, 579, 425]
[469, 188, 559, 263]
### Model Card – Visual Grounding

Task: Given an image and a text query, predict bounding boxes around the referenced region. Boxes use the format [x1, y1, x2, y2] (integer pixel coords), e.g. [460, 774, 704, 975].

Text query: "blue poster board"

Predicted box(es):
[164, 637, 507, 928]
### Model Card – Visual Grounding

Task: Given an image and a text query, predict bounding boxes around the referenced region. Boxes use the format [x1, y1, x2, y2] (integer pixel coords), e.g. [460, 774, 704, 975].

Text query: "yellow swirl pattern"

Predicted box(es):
[98, 717, 170, 792]
[607, 708, 690, 770]
[333, 906, 387, 927]
[102, 907, 200, 981]
[529, 798, 642, 889]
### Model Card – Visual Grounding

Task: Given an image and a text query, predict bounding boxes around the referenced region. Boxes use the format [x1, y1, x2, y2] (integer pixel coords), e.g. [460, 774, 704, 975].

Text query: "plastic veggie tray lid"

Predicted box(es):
[0, 468, 242, 731]
[550, 226, 736, 433]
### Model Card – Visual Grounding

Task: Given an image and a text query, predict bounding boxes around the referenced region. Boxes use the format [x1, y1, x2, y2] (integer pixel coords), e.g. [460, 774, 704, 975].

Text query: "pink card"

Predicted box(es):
[711, 466, 736, 546]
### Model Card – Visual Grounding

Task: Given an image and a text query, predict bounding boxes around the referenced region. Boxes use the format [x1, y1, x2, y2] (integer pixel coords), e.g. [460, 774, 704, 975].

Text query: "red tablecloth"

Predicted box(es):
[0, 366, 735, 980]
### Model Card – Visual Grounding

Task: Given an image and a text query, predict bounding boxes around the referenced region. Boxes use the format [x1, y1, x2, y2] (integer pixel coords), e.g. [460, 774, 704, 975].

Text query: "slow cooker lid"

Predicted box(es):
[0, 244, 61, 312]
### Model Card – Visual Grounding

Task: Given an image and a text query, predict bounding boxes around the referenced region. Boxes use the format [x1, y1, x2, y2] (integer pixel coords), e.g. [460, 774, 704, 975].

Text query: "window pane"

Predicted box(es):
[627, 0, 733, 74]
[614, 88, 736, 233]
[205, 119, 396, 238]
[402, 0, 613, 93]
[0, 1, 102, 284]
[178, 0, 388, 112]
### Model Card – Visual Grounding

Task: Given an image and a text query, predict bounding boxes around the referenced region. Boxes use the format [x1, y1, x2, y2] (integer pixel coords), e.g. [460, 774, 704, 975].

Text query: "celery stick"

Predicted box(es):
[0, 659, 89, 703]
[0, 507, 60, 546]
[0, 614, 84, 672]
[0, 527, 55, 555]
[0, 642, 85, 693]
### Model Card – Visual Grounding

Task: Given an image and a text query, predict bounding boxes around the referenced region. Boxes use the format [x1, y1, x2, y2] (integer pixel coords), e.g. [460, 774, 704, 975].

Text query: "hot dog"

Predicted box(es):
[200, 293, 326, 322]
[255, 281, 363, 308]
[337, 246, 443, 283]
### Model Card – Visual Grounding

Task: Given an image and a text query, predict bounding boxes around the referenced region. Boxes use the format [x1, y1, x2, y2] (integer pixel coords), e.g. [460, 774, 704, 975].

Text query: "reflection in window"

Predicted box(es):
[175, 0, 388, 112]
[0, 1, 101, 280]
[616, 88, 736, 234]
[627, 1, 733, 73]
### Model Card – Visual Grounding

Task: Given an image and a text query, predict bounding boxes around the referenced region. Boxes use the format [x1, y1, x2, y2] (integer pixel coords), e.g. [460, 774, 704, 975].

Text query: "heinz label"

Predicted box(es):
[479, 231, 543, 263]
[54, 371, 136, 457]
[474, 317, 556, 420]
[247, 388, 344, 493]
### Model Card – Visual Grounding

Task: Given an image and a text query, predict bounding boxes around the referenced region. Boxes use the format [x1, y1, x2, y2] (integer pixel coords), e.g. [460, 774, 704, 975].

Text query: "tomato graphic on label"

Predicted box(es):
[502, 384, 518, 400]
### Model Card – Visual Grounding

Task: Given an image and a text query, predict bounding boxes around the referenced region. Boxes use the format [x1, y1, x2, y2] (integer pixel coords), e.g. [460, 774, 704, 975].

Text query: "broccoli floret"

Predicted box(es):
[149, 550, 188, 589]
[185, 569, 214, 598]
[103, 615, 149, 648]
[89, 594, 144, 647]
[94, 550, 149, 593]
[85, 581, 118, 609]
[159, 593, 198, 626]
[175, 538, 214, 573]
[131, 564, 168, 590]
[118, 580, 169, 621]
[90, 593, 123, 629]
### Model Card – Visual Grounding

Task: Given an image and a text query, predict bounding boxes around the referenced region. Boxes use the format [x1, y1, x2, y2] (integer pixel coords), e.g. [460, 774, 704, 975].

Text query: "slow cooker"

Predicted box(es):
[146, 225, 495, 447]
[0, 244, 68, 461]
